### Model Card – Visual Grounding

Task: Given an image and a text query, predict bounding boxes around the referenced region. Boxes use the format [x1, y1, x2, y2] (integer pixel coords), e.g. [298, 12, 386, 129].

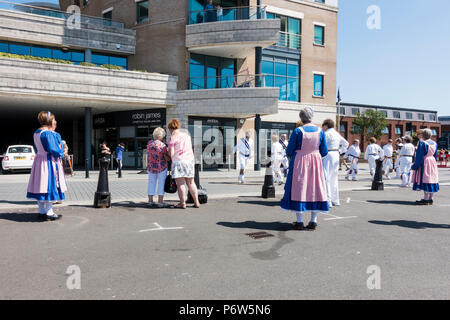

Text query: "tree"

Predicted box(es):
[351, 109, 388, 149]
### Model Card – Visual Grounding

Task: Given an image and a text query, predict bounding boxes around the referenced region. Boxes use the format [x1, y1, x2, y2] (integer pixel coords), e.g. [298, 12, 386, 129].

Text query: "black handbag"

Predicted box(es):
[164, 162, 177, 193]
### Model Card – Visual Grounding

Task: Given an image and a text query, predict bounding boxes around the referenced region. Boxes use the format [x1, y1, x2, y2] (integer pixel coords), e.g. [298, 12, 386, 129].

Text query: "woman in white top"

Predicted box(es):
[364, 137, 384, 180]
[399, 135, 415, 187]
[271, 134, 284, 185]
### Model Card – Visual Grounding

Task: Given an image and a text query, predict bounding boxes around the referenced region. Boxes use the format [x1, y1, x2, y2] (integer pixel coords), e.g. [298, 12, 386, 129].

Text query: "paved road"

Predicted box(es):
[0, 186, 448, 299]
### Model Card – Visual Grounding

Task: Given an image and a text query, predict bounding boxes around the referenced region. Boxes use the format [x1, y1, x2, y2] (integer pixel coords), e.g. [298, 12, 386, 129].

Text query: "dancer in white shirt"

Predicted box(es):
[394, 138, 403, 178]
[399, 135, 415, 187]
[234, 131, 253, 184]
[382, 139, 394, 180]
[322, 119, 349, 207]
[345, 139, 361, 181]
[364, 137, 384, 180]
[271, 134, 284, 185]
[279, 134, 289, 177]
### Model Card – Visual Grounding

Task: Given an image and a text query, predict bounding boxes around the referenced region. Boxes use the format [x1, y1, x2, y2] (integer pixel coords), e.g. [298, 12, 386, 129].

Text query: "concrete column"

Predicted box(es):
[85, 107, 92, 169]
[85, 49, 92, 63]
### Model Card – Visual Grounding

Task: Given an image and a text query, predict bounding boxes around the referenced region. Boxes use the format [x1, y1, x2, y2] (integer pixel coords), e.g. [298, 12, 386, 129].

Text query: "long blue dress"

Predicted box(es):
[281, 125, 329, 212]
[411, 140, 440, 193]
[27, 130, 66, 201]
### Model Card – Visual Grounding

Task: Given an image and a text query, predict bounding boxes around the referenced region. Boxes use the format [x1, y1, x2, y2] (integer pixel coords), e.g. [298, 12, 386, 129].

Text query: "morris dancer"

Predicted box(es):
[279, 134, 289, 177]
[235, 131, 253, 184]
[398, 135, 415, 187]
[394, 138, 403, 178]
[411, 129, 439, 205]
[345, 139, 361, 181]
[271, 134, 284, 185]
[322, 119, 348, 207]
[382, 139, 394, 180]
[27, 111, 66, 221]
[281, 107, 329, 231]
[364, 137, 384, 180]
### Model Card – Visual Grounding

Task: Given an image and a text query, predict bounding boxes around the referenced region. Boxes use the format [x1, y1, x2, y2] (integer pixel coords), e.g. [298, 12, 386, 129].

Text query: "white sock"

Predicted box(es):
[37, 201, 45, 214]
[296, 212, 303, 223]
[311, 212, 318, 223]
[44, 201, 55, 216]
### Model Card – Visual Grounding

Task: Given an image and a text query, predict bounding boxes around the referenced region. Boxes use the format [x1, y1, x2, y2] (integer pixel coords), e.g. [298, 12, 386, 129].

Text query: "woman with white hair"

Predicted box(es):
[270, 134, 284, 185]
[147, 127, 170, 208]
[281, 107, 329, 231]
[411, 129, 440, 205]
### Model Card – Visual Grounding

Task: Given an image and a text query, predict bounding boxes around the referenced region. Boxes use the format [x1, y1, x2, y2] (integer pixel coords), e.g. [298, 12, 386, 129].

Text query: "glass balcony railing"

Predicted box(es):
[188, 5, 268, 25]
[276, 32, 301, 51]
[189, 74, 272, 90]
[0, 0, 124, 28]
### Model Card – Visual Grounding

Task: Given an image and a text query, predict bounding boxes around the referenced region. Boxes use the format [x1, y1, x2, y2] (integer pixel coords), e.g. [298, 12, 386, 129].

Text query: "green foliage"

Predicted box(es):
[100, 64, 123, 70]
[351, 109, 389, 141]
[412, 132, 420, 146]
[0, 52, 73, 64]
[80, 62, 97, 67]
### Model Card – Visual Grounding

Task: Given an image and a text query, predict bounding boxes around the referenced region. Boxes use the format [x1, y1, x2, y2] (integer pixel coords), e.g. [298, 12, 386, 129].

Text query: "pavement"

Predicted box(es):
[0, 186, 449, 299]
[1, 163, 449, 210]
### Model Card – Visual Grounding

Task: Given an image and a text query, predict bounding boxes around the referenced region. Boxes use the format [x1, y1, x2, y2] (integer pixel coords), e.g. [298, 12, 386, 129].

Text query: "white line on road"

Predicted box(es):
[139, 222, 184, 233]
[322, 212, 357, 221]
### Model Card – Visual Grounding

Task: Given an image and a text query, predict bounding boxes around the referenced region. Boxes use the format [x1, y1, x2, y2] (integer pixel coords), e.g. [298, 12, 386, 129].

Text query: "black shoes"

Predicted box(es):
[38, 214, 63, 221]
[293, 222, 306, 230]
[306, 222, 318, 231]
[415, 199, 433, 206]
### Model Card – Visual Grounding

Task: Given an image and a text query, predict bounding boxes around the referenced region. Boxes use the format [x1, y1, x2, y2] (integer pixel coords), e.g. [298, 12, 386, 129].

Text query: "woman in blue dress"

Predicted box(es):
[27, 111, 66, 221]
[281, 107, 329, 231]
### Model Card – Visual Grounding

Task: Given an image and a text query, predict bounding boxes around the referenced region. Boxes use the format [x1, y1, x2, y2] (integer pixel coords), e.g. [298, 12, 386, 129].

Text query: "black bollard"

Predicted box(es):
[262, 162, 276, 198]
[85, 158, 89, 179]
[118, 159, 122, 178]
[371, 158, 384, 191]
[93, 156, 111, 208]
[187, 163, 208, 204]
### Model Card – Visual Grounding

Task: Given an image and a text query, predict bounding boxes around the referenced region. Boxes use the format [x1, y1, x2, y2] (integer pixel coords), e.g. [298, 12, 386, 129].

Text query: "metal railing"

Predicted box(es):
[188, 5, 268, 25]
[277, 32, 301, 50]
[189, 73, 271, 90]
[0, 0, 124, 28]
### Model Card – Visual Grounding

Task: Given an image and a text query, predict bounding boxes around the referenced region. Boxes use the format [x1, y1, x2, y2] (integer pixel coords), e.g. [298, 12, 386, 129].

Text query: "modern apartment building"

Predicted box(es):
[338, 102, 441, 149]
[0, 0, 338, 169]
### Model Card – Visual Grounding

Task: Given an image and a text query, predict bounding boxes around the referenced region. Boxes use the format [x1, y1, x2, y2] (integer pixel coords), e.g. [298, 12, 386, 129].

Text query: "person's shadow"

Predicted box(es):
[369, 220, 450, 230]
[366, 200, 417, 206]
[217, 220, 293, 231]
[0, 212, 45, 223]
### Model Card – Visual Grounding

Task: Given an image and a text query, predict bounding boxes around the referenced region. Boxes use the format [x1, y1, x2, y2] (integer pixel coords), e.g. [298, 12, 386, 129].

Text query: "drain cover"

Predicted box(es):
[245, 232, 274, 239]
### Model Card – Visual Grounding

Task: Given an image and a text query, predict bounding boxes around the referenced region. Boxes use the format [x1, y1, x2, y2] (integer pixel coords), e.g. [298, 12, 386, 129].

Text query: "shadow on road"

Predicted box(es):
[0, 212, 44, 223]
[367, 200, 416, 206]
[208, 182, 262, 186]
[369, 220, 450, 229]
[217, 220, 293, 231]
[237, 199, 281, 207]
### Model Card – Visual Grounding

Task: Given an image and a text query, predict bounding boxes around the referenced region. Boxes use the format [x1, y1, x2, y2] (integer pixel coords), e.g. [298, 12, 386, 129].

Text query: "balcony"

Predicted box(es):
[186, 6, 280, 59]
[275, 32, 301, 51]
[0, 1, 135, 54]
[178, 74, 279, 118]
[0, 57, 177, 110]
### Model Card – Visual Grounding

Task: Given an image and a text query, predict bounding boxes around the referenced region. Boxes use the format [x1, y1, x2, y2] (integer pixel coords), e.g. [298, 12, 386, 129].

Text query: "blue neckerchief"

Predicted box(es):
[279, 139, 287, 150]
[242, 138, 250, 151]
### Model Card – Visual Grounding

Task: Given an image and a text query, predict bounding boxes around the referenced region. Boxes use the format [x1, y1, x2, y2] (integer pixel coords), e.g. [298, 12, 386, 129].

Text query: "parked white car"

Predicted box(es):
[1, 145, 35, 173]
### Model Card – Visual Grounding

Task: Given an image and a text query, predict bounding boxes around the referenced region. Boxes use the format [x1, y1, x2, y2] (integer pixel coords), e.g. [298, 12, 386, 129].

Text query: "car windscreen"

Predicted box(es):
[7, 147, 33, 153]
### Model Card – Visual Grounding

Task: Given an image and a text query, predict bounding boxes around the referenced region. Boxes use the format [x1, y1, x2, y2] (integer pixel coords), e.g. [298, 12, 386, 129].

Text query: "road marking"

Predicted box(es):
[322, 212, 357, 221]
[139, 222, 183, 233]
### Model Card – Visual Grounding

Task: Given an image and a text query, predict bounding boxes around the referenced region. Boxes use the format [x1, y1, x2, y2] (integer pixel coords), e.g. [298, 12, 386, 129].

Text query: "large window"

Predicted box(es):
[405, 112, 413, 119]
[137, 0, 149, 24]
[313, 74, 324, 97]
[314, 25, 325, 45]
[266, 13, 301, 50]
[393, 111, 401, 119]
[0, 40, 127, 68]
[262, 56, 299, 101]
[189, 53, 235, 90]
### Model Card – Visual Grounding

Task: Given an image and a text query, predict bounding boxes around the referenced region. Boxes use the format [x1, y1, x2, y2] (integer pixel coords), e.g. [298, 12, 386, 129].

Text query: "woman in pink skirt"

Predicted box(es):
[411, 129, 439, 205]
[281, 107, 329, 231]
[27, 111, 66, 221]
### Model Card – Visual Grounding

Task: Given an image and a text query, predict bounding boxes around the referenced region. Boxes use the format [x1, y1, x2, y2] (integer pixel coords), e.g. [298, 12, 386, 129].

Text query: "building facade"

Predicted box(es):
[338, 102, 441, 150]
[0, 0, 338, 169]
